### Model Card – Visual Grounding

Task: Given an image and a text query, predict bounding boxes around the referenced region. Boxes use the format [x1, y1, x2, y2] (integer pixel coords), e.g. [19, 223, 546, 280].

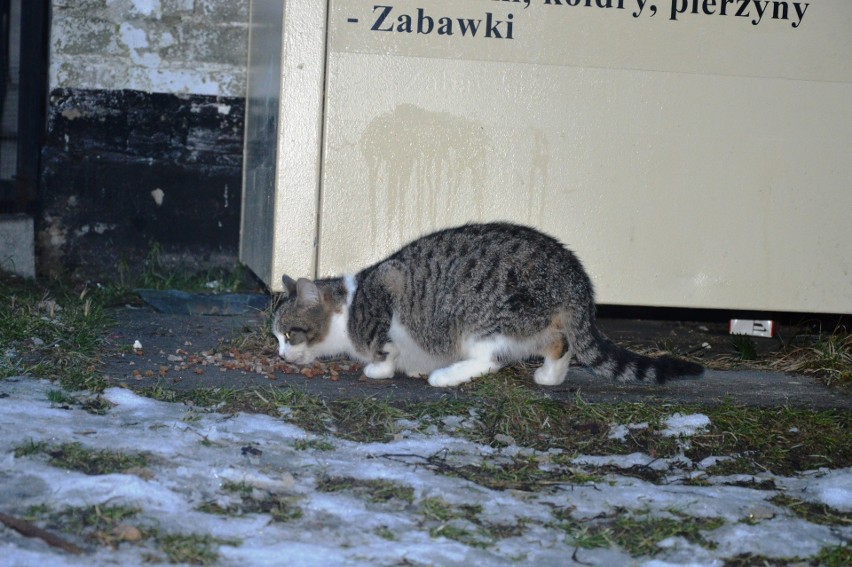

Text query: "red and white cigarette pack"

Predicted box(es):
[729, 319, 776, 338]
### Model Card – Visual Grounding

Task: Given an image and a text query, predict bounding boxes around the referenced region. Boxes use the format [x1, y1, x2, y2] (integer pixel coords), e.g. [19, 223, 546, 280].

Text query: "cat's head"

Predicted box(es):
[272, 275, 336, 365]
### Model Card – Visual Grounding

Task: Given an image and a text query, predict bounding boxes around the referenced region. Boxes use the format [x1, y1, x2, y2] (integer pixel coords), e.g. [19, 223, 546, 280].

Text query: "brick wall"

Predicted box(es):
[40, 0, 250, 278]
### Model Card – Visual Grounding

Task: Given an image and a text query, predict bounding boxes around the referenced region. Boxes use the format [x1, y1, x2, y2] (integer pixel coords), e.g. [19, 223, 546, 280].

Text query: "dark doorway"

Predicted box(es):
[0, 0, 49, 215]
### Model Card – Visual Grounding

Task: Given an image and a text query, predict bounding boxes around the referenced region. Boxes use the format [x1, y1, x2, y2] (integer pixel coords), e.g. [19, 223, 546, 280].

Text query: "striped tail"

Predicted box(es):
[574, 323, 704, 384]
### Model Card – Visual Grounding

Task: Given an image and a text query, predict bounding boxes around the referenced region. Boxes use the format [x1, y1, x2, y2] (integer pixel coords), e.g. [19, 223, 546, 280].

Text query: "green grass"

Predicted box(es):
[813, 545, 852, 567]
[315, 476, 415, 505]
[294, 438, 336, 451]
[724, 546, 852, 567]
[690, 405, 850, 476]
[1, 272, 112, 391]
[555, 509, 724, 557]
[730, 335, 758, 361]
[158, 533, 240, 565]
[416, 496, 526, 548]
[45, 388, 114, 414]
[701, 324, 852, 391]
[198, 492, 304, 524]
[32, 504, 143, 548]
[98, 242, 252, 304]
[213, 480, 305, 523]
[419, 497, 482, 524]
[13, 441, 148, 475]
[429, 522, 492, 548]
[1, 248, 254, 393]
[24, 503, 239, 564]
[133, 374, 851, 481]
[771, 329, 852, 391]
[47, 388, 75, 405]
[12, 439, 50, 457]
[417, 496, 515, 548]
[373, 526, 397, 540]
[770, 494, 852, 526]
[420, 497, 468, 523]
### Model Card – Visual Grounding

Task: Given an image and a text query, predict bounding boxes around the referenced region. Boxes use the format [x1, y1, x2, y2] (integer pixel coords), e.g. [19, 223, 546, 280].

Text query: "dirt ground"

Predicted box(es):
[101, 303, 851, 409]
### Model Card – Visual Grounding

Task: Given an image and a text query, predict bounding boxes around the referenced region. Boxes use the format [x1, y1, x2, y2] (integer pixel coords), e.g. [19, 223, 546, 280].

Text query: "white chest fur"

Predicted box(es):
[387, 315, 450, 377]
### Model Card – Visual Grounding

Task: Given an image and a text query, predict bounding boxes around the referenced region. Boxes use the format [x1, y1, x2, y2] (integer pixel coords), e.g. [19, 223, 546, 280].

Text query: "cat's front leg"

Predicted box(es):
[427, 358, 502, 387]
[363, 342, 400, 380]
[427, 339, 503, 387]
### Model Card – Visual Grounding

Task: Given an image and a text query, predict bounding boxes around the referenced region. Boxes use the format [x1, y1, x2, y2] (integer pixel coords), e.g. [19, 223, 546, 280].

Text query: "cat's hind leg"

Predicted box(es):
[364, 342, 399, 380]
[534, 338, 572, 386]
[427, 340, 503, 388]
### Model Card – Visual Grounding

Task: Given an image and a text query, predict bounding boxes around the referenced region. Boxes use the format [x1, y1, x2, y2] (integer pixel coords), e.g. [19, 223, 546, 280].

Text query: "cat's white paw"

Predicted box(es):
[534, 365, 565, 386]
[364, 361, 395, 380]
[428, 367, 471, 388]
[533, 354, 570, 386]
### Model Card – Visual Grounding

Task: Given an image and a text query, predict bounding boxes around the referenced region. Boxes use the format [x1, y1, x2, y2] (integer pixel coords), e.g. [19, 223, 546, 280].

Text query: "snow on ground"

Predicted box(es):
[660, 413, 711, 437]
[1, 378, 849, 566]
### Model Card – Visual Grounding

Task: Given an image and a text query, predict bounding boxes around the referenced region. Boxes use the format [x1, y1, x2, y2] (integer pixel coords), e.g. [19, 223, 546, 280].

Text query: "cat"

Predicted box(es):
[272, 222, 703, 387]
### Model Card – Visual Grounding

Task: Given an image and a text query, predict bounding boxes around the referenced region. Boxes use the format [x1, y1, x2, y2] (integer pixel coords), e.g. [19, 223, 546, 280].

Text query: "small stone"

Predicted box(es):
[113, 523, 142, 542]
[746, 506, 776, 521]
[125, 466, 155, 480]
[494, 433, 517, 446]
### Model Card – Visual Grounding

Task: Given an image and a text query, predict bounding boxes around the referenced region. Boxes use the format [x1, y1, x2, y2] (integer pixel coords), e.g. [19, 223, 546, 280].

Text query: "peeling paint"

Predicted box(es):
[60, 107, 85, 120]
[75, 223, 117, 237]
[51, 0, 248, 97]
[106, 0, 162, 20]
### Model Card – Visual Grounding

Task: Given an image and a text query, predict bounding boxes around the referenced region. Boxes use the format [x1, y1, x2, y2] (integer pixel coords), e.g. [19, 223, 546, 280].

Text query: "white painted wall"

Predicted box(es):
[50, 0, 249, 96]
[243, 0, 852, 314]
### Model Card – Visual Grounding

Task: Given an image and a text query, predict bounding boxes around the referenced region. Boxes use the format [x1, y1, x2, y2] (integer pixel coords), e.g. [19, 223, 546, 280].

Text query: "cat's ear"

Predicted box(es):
[295, 278, 321, 307]
[281, 274, 297, 298]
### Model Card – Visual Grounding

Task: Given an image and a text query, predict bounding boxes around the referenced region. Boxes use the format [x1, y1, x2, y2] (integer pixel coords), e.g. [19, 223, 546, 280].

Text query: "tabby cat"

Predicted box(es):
[272, 223, 703, 387]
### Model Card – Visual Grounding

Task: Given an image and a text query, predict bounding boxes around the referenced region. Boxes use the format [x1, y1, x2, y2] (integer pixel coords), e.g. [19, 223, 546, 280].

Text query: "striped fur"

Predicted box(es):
[273, 223, 703, 387]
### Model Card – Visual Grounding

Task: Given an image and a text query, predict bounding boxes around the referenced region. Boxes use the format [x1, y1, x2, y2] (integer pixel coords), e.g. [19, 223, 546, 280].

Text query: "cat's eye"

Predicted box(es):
[283, 327, 309, 345]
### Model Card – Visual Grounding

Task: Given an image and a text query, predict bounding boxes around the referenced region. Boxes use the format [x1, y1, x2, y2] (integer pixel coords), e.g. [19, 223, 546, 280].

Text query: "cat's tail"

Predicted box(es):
[571, 321, 704, 384]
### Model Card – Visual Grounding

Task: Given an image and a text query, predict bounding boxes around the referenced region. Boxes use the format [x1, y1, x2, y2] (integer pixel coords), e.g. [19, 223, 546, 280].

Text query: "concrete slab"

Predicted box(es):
[101, 306, 851, 409]
[0, 214, 35, 278]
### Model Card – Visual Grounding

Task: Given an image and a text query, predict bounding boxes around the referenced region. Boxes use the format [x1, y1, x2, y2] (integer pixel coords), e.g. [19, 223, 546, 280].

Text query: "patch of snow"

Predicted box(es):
[1, 379, 849, 566]
[607, 421, 649, 440]
[775, 468, 852, 512]
[709, 518, 840, 559]
[608, 424, 630, 440]
[572, 452, 692, 472]
[697, 455, 732, 469]
[661, 413, 711, 437]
